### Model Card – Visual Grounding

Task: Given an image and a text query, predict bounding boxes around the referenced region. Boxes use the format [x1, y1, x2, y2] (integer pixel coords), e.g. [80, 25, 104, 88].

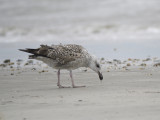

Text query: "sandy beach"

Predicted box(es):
[1, 0, 160, 119]
[0, 65, 160, 120]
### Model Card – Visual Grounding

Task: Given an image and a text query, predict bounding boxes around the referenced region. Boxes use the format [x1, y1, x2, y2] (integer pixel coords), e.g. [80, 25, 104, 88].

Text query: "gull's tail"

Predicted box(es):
[19, 45, 52, 59]
[19, 48, 39, 54]
[19, 48, 39, 59]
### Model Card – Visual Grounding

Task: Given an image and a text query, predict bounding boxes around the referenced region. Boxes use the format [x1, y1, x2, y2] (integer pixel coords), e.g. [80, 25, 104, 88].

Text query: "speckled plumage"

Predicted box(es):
[49, 44, 90, 65]
[19, 44, 103, 88]
[27, 44, 90, 69]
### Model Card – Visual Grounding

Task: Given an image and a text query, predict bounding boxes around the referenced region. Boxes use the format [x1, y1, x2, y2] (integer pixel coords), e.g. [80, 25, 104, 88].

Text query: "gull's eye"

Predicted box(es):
[96, 64, 100, 68]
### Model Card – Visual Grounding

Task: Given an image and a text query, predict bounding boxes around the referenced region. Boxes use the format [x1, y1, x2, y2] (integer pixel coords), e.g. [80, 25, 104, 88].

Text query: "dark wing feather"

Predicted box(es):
[19, 44, 87, 65]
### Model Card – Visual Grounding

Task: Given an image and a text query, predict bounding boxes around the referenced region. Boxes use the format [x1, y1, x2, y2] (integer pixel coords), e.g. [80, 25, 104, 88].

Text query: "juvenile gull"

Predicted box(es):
[19, 44, 103, 88]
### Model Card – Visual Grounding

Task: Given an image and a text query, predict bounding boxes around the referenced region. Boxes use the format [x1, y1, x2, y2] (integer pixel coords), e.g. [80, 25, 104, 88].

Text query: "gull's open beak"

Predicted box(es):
[98, 71, 103, 80]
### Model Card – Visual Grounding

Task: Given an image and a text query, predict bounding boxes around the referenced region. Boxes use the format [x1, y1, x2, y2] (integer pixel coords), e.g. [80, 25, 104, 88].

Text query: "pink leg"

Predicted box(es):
[57, 69, 70, 88]
[70, 70, 86, 88]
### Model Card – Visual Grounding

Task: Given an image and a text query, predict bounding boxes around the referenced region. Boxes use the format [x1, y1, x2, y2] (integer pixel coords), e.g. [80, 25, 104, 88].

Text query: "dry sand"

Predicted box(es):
[0, 67, 160, 120]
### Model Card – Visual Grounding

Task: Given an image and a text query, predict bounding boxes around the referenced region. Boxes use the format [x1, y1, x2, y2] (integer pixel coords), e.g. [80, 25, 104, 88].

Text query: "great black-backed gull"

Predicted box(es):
[19, 44, 103, 88]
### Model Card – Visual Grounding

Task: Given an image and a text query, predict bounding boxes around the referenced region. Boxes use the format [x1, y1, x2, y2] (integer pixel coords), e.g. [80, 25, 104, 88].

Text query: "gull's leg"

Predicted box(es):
[57, 69, 61, 87]
[69, 70, 86, 88]
[57, 69, 70, 88]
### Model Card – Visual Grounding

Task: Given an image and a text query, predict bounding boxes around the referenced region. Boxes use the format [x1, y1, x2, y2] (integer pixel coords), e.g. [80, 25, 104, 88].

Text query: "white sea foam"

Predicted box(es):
[0, 0, 160, 59]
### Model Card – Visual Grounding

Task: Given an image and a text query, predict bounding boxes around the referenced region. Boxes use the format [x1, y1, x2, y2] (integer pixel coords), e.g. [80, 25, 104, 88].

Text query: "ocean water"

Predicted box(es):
[0, 0, 160, 60]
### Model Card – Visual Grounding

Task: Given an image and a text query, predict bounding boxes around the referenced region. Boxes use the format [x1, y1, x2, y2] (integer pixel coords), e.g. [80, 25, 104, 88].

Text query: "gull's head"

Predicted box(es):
[89, 56, 103, 80]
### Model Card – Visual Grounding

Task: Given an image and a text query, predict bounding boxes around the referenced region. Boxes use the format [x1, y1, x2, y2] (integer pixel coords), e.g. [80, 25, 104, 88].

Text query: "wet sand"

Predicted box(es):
[0, 68, 160, 120]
